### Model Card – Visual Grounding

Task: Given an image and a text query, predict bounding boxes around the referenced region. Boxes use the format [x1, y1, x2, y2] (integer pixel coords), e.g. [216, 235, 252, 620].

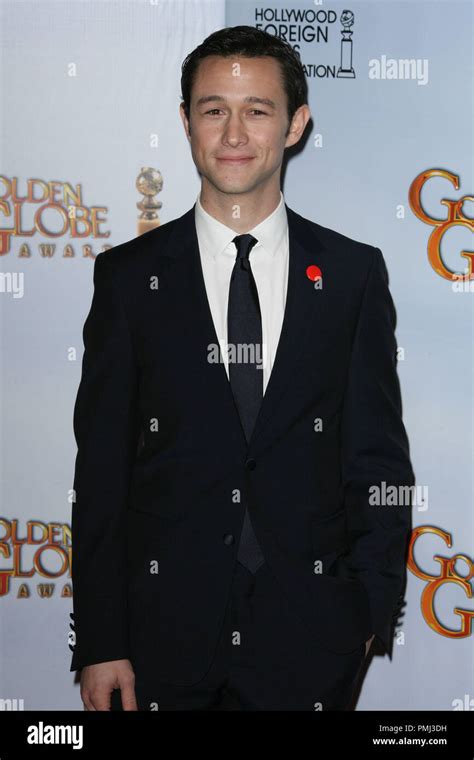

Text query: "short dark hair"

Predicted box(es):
[180, 25, 308, 133]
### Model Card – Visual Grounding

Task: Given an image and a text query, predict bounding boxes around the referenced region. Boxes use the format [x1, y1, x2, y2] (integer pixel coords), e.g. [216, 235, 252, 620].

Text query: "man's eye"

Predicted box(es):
[203, 109, 267, 116]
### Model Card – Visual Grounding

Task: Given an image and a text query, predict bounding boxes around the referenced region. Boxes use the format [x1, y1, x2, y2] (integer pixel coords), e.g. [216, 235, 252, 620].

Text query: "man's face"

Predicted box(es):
[180, 55, 308, 197]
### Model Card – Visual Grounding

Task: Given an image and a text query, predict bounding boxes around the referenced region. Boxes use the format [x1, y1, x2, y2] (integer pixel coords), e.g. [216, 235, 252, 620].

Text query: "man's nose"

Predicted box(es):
[222, 114, 248, 145]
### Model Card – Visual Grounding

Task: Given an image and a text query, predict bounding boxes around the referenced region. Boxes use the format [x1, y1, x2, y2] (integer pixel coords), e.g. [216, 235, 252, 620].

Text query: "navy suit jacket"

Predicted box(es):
[70, 203, 415, 685]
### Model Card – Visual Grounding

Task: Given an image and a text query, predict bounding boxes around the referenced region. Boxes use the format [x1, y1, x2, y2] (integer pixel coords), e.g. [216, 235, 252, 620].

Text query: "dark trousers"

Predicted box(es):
[111, 560, 366, 711]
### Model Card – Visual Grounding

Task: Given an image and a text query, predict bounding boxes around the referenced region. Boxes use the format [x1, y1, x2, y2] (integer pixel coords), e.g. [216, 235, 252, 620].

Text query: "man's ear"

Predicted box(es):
[179, 103, 191, 140]
[284, 104, 311, 149]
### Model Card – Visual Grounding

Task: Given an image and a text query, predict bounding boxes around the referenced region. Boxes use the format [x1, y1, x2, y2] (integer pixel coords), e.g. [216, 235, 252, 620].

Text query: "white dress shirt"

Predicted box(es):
[194, 190, 289, 395]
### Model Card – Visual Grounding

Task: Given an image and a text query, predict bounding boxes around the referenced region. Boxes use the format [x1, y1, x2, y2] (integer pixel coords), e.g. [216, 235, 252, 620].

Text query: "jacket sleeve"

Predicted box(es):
[70, 251, 141, 671]
[340, 246, 415, 659]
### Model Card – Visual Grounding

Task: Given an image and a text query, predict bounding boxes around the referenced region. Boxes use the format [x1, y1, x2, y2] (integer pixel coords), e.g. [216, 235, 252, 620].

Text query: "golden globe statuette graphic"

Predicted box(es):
[337, 9, 356, 79]
[136, 167, 163, 235]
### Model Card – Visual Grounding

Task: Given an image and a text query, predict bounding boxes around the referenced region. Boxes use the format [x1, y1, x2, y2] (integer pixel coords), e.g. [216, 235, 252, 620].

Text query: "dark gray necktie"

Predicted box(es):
[227, 233, 265, 574]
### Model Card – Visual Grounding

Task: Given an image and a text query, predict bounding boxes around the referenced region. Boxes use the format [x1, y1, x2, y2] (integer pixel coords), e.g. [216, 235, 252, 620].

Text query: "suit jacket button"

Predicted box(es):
[223, 534, 235, 545]
[245, 458, 256, 470]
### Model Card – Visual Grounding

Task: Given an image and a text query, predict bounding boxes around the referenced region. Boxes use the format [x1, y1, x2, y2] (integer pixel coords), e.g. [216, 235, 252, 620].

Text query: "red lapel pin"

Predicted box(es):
[306, 264, 322, 285]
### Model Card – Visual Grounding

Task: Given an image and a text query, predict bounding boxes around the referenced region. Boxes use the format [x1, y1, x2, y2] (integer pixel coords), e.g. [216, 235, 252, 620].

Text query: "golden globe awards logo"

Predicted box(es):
[409, 169, 474, 283]
[408, 526, 474, 639]
[0, 175, 111, 257]
[0, 518, 72, 597]
[254, 6, 356, 79]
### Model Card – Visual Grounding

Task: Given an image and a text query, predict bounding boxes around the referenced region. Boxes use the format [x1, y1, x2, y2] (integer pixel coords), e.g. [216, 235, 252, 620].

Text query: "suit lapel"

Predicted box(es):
[249, 204, 330, 454]
[161, 206, 249, 455]
[161, 202, 330, 456]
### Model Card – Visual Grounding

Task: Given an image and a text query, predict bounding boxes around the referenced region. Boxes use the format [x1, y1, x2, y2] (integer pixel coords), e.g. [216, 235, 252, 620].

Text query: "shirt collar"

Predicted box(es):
[194, 190, 287, 259]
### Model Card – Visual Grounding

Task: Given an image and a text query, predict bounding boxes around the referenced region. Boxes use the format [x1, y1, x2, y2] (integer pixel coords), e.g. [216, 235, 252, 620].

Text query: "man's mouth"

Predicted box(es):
[216, 156, 255, 164]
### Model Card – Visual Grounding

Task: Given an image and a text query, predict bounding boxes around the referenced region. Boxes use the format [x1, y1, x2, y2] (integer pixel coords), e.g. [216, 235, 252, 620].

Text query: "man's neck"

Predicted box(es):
[199, 184, 282, 233]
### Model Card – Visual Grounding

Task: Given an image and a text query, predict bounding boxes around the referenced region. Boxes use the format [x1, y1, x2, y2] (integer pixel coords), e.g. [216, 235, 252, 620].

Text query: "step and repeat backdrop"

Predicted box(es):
[0, 0, 472, 710]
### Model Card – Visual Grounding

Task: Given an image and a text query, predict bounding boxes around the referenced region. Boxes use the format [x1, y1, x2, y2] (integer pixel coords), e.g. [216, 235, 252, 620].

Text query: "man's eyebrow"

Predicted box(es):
[195, 95, 277, 109]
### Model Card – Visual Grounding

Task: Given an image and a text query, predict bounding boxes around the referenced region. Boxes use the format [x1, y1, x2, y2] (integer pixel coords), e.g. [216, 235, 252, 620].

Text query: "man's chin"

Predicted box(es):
[207, 178, 257, 195]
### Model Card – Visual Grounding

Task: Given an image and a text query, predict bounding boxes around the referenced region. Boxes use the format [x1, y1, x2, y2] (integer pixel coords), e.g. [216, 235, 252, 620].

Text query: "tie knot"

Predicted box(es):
[232, 234, 258, 262]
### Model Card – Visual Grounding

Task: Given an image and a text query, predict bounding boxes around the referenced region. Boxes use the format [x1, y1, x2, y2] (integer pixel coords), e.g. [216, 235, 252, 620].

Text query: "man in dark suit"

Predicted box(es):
[70, 26, 415, 711]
